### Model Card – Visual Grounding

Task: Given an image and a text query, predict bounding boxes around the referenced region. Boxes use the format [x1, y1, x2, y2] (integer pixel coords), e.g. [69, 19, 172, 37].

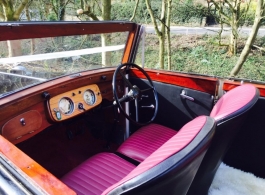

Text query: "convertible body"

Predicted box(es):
[0, 21, 264, 194]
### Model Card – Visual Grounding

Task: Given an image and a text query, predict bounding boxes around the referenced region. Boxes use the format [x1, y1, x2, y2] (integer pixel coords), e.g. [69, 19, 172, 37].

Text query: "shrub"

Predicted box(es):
[110, 1, 207, 25]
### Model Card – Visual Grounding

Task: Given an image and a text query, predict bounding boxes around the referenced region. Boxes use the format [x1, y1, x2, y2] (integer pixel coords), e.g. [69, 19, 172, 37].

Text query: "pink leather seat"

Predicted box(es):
[115, 84, 259, 195]
[61, 153, 136, 195]
[117, 123, 177, 162]
[187, 84, 259, 195]
[61, 116, 216, 195]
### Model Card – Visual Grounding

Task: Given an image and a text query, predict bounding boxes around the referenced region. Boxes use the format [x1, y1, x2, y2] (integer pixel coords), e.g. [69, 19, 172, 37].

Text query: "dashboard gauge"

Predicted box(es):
[58, 97, 74, 115]
[83, 90, 96, 105]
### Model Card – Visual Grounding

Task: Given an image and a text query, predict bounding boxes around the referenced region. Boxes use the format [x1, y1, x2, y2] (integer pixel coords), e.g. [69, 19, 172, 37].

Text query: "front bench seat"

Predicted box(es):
[62, 116, 215, 195]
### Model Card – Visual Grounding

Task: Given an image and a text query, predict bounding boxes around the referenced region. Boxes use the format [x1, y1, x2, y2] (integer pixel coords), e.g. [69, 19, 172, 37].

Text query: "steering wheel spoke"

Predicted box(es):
[119, 70, 133, 89]
[141, 87, 154, 93]
[135, 98, 139, 122]
[114, 95, 131, 105]
[112, 63, 158, 126]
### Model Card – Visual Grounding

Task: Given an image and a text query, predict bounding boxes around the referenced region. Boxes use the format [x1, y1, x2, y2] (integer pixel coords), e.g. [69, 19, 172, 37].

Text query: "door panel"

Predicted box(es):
[129, 74, 215, 131]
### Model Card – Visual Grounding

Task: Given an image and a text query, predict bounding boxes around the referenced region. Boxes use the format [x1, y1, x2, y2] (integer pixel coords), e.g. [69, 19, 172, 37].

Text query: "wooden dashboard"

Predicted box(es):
[48, 84, 102, 121]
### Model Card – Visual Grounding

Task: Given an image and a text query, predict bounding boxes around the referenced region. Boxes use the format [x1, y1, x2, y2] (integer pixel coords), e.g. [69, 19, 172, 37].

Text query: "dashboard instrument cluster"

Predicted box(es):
[49, 84, 102, 121]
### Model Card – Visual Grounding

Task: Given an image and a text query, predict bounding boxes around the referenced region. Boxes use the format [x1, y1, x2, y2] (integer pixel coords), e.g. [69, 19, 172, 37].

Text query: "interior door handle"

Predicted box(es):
[180, 90, 194, 101]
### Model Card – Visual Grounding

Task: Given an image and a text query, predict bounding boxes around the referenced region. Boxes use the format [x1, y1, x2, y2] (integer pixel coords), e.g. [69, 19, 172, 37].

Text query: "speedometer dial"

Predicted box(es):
[59, 97, 74, 115]
[83, 90, 96, 105]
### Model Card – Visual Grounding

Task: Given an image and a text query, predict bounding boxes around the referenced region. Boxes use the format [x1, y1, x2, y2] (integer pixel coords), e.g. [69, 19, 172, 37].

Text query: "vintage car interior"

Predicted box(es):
[0, 21, 265, 195]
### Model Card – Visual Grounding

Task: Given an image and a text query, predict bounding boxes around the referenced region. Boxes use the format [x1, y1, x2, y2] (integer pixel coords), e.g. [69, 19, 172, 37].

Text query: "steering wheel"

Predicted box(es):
[112, 63, 158, 126]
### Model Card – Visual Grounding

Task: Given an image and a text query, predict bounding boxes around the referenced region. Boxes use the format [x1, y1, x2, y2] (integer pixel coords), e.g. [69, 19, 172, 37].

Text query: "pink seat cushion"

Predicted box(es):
[117, 123, 177, 162]
[61, 153, 136, 195]
[210, 84, 257, 121]
[103, 116, 207, 195]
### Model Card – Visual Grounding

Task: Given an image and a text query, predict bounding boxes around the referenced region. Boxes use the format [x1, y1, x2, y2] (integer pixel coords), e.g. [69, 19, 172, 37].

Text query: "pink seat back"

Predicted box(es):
[187, 84, 259, 195]
[210, 84, 258, 122]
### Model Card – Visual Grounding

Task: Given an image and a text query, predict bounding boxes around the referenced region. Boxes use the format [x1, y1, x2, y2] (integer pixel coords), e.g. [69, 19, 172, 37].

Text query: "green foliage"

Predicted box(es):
[110, 1, 162, 24]
[142, 34, 265, 82]
[47, 12, 57, 21]
[241, 2, 257, 26]
[171, 2, 208, 25]
[208, 1, 257, 26]
[110, 1, 207, 25]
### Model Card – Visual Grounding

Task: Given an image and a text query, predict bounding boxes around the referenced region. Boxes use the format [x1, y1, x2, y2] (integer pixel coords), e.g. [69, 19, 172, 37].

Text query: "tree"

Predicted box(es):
[230, 0, 265, 77]
[208, 0, 251, 55]
[49, 0, 71, 21]
[0, 0, 30, 57]
[145, 0, 172, 70]
[77, 0, 112, 67]
[101, 0, 111, 66]
[0, 0, 29, 21]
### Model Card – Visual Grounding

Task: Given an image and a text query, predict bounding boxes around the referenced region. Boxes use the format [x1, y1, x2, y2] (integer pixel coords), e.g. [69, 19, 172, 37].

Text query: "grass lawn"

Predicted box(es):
[140, 33, 265, 82]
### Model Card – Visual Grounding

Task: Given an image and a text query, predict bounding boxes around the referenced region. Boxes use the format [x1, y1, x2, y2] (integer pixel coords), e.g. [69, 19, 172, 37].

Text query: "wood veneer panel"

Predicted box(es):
[0, 103, 51, 144]
[131, 69, 218, 95]
[0, 68, 117, 122]
[49, 84, 102, 121]
[2, 110, 42, 142]
[223, 80, 265, 97]
[0, 136, 76, 195]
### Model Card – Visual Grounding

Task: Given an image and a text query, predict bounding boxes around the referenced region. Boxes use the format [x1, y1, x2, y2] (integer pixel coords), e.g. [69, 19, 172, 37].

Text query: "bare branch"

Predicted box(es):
[13, 0, 29, 20]
[253, 45, 265, 52]
[0, 0, 7, 6]
[51, 0, 58, 16]
[130, 0, 139, 21]
[224, 0, 234, 11]
[209, 0, 230, 22]
[145, 0, 161, 36]
[230, 0, 264, 77]
[82, 10, 99, 20]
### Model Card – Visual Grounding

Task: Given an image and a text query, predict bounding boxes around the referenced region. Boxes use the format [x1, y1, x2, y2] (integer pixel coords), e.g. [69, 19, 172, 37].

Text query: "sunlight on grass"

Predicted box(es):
[142, 34, 265, 82]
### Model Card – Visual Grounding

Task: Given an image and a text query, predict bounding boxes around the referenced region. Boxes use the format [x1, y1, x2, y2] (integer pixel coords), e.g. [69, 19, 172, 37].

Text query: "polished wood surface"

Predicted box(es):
[0, 22, 137, 41]
[49, 84, 102, 121]
[2, 110, 42, 143]
[223, 80, 265, 97]
[0, 68, 116, 124]
[0, 135, 76, 195]
[0, 103, 51, 145]
[130, 68, 218, 95]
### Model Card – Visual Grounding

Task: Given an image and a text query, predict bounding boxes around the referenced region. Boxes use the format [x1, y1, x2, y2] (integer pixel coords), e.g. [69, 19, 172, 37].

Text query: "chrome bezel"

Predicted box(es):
[83, 89, 96, 106]
[58, 97, 75, 115]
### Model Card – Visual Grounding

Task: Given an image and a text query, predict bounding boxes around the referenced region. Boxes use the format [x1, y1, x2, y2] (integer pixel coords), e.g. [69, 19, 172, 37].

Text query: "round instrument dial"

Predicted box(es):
[58, 97, 74, 115]
[83, 90, 96, 105]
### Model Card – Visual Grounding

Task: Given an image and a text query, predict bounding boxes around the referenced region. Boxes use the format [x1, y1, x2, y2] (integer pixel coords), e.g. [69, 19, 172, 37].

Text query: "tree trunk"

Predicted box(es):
[1, 0, 29, 57]
[158, 35, 165, 70]
[101, 0, 111, 67]
[166, 0, 172, 70]
[159, 0, 166, 70]
[25, 2, 35, 54]
[59, 0, 65, 21]
[228, 2, 240, 56]
[230, 0, 264, 77]
[7, 40, 22, 57]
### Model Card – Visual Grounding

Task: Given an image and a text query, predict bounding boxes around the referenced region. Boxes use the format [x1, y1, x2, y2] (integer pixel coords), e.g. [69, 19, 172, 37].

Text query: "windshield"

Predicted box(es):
[0, 22, 131, 97]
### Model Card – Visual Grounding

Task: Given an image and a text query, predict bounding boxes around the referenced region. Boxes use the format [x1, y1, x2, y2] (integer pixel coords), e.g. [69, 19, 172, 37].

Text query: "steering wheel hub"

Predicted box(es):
[112, 63, 158, 126]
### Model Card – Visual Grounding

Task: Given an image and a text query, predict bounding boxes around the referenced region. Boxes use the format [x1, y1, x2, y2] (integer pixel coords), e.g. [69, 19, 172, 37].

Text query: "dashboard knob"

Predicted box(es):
[78, 103, 85, 111]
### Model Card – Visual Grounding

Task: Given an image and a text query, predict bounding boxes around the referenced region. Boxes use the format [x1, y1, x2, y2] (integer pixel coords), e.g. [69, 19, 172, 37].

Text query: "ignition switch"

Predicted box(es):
[78, 103, 86, 111]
